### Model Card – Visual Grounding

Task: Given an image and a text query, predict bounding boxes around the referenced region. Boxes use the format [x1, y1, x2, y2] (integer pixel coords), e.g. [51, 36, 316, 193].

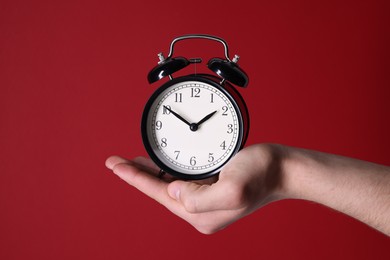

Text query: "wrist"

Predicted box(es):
[251, 143, 291, 202]
[271, 144, 308, 200]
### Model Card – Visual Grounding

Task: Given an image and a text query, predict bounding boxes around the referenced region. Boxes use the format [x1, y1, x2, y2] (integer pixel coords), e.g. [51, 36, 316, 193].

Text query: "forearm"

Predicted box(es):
[279, 145, 390, 235]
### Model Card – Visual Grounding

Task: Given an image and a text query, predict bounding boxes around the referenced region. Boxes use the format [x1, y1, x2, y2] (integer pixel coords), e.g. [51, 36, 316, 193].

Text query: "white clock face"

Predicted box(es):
[144, 80, 242, 177]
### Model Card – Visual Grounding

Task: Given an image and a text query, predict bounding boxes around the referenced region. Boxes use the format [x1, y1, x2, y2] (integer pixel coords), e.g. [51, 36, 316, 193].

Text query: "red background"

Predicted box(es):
[1, 0, 389, 259]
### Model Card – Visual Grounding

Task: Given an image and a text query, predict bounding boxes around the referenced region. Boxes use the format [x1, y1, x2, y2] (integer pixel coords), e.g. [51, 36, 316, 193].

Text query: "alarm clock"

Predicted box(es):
[141, 34, 249, 180]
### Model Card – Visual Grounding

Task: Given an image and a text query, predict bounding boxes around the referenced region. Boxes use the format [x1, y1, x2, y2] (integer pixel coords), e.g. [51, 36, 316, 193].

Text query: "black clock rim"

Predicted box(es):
[141, 75, 245, 180]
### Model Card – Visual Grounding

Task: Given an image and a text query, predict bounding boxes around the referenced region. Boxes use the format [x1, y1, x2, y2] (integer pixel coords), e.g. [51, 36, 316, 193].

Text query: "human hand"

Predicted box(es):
[105, 144, 285, 234]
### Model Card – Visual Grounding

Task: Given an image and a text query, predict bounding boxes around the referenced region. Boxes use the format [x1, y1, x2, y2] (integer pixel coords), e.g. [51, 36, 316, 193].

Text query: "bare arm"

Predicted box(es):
[106, 144, 390, 235]
[282, 146, 390, 235]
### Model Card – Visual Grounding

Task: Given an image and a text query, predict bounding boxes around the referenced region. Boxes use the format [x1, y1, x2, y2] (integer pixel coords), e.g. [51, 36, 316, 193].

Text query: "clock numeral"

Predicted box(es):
[220, 141, 226, 150]
[175, 93, 183, 103]
[191, 87, 201, 98]
[222, 106, 228, 116]
[190, 156, 197, 166]
[208, 153, 214, 162]
[163, 105, 171, 115]
[174, 150, 180, 160]
[227, 124, 233, 134]
[155, 121, 163, 130]
[210, 93, 214, 103]
[161, 138, 167, 147]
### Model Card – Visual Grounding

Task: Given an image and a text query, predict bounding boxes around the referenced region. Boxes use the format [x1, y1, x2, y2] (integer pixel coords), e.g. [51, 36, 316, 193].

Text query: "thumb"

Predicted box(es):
[168, 180, 238, 213]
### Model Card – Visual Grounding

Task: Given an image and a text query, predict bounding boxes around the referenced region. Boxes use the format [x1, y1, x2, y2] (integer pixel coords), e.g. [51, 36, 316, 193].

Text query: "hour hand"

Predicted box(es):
[163, 106, 191, 126]
[196, 110, 217, 126]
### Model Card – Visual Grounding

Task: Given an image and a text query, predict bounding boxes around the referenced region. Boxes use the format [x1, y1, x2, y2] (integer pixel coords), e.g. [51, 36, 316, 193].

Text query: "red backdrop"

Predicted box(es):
[1, 0, 389, 259]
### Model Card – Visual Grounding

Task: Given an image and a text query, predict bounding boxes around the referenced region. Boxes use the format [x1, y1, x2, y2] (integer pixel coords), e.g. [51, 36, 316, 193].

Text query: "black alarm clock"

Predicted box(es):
[141, 34, 249, 180]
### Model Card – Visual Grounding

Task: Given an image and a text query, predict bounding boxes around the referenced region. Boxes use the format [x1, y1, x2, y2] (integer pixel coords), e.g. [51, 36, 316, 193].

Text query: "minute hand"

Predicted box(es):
[163, 106, 191, 126]
[196, 110, 217, 126]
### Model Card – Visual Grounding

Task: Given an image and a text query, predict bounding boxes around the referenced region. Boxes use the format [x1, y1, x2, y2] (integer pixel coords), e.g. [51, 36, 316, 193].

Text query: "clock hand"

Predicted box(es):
[196, 110, 217, 127]
[163, 106, 191, 126]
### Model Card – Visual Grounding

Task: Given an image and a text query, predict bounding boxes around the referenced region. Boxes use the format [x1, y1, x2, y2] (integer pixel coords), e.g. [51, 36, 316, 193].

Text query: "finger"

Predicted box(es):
[132, 156, 160, 172]
[105, 155, 131, 170]
[111, 162, 206, 223]
[131, 156, 160, 176]
[167, 179, 243, 213]
[132, 157, 179, 182]
[110, 162, 193, 220]
[106, 155, 160, 177]
[112, 162, 172, 206]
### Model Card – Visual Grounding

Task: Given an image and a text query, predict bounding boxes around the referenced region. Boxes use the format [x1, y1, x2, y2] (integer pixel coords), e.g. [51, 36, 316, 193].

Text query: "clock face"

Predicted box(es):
[142, 77, 243, 179]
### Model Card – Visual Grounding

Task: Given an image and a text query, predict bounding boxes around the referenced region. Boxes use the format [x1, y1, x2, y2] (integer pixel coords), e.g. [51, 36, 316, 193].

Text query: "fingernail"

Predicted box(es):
[168, 186, 180, 201]
[105, 159, 113, 170]
[174, 189, 180, 200]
